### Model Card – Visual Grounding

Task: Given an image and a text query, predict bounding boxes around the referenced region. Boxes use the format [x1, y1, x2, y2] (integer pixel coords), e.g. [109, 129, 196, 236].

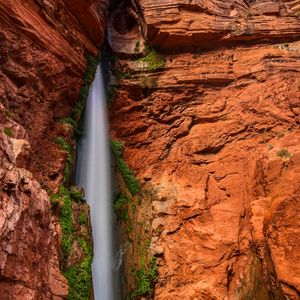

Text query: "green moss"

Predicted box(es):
[64, 237, 93, 299]
[69, 186, 84, 202]
[113, 193, 130, 222]
[53, 186, 93, 299]
[110, 140, 140, 196]
[50, 193, 60, 208]
[139, 48, 165, 72]
[128, 256, 158, 299]
[117, 159, 140, 196]
[4, 127, 13, 137]
[107, 85, 118, 104]
[55, 137, 74, 183]
[73, 54, 100, 120]
[277, 149, 291, 159]
[78, 212, 87, 226]
[64, 254, 92, 300]
[58, 186, 74, 259]
[111, 140, 124, 157]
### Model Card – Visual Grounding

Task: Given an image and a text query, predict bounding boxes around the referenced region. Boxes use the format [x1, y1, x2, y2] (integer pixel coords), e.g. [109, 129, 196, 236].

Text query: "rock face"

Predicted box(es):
[0, 0, 108, 298]
[109, 1, 300, 299]
[138, 0, 300, 50]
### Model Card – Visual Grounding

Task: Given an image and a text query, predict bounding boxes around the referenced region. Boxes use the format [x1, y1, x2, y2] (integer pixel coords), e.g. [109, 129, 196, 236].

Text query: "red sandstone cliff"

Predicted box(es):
[109, 1, 300, 299]
[0, 0, 300, 299]
[0, 0, 108, 298]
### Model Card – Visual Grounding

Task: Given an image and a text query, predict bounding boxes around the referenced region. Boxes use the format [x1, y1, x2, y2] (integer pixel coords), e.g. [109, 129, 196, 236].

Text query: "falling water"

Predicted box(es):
[76, 66, 113, 300]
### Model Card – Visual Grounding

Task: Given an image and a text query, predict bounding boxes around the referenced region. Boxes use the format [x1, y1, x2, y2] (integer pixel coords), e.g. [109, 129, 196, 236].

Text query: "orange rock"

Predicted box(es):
[137, 0, 300, 50]
[110, 18, 300, 299]
[0, 0, 108, 298]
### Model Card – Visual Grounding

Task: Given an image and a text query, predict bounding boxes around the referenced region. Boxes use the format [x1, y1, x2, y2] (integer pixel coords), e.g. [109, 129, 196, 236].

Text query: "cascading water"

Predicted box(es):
[76, 66, 114, 300]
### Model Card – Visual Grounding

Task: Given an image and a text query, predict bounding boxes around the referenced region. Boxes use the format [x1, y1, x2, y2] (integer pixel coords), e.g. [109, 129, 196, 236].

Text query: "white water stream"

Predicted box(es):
[76, 66, 114, 300]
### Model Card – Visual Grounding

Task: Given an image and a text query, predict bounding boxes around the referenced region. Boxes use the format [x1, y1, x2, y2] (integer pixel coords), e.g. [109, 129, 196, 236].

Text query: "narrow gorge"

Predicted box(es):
[0, 1, 299, 300]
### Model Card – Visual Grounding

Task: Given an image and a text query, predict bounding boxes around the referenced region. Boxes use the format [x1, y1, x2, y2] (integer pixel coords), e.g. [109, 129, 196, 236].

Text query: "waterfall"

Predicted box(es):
[76, 66, 114, 300]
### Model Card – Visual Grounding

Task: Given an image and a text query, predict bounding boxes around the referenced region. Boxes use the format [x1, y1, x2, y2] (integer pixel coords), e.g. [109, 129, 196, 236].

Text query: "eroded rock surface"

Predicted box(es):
[0, 0, 108, 298]
[137, 0, 300, 50]
[109, 1, 300, 298]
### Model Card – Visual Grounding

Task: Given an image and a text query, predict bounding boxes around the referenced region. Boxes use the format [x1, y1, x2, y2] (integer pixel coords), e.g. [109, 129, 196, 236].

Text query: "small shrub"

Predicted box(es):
[139, 48, 166, 72]
[4, 127, 13, 137]
[277, 149, 291, 159]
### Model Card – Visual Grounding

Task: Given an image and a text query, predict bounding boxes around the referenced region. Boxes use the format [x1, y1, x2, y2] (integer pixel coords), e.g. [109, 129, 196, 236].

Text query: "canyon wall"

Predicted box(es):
[109, 1, 300, 299]
[0, 0, 108, 298]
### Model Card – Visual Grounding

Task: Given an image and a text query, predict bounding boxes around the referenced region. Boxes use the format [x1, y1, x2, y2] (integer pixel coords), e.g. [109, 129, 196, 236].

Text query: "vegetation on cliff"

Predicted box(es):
[111, 140, 140, 196]
[53, 54, 101, 299]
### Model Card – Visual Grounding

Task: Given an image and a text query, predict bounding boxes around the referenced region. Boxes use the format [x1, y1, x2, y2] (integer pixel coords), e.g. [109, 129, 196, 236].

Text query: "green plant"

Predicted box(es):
[73, 54, 100, 120]
[268, 144, 274, 151]
[139, 48, 166, 72]
[4, 127, 13, 137]
[110, 140, 139, 195]
[58, 186, 74, 258]
[78, 212, 87, 226]
[69, 186, 83, 202]
[53, 185, 93, 299]
[64, 254, 92, 300]
[107, 85, 118, 104]
[277, 149, 291, 159]
[149, 256, 158, 281]
[128, 256, 158, 299]
[117, 159, 140, 195]
[113, 193, 130, 221]
[111, 140, 124, 157]
[50, 193, 60, 208]
[55, 137, 74, 183]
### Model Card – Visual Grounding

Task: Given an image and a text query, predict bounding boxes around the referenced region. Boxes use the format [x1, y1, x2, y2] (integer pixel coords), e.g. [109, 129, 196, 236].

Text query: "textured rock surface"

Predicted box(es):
[0, 0, 108, 298]
[109, 1, 300, 298]
[137, 0, 300, 50]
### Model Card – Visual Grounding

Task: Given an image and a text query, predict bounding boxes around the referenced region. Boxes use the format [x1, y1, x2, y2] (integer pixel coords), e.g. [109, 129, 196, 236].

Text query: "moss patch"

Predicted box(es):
[73, 54, 100, 120]
[4, 127, 13, 137]
[55, 137, 74, 184]
[139, 48, 165, 72]
[52, 186, 93, 300]
[111, 140, 140, 196]
[128, 255, 158, 299]
[64, 239, 93, 300]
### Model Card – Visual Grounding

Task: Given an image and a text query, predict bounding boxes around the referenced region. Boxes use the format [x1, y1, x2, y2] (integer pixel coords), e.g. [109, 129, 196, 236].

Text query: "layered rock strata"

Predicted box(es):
[0, 0, 108, 298]
[109, 1, 300, 299]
